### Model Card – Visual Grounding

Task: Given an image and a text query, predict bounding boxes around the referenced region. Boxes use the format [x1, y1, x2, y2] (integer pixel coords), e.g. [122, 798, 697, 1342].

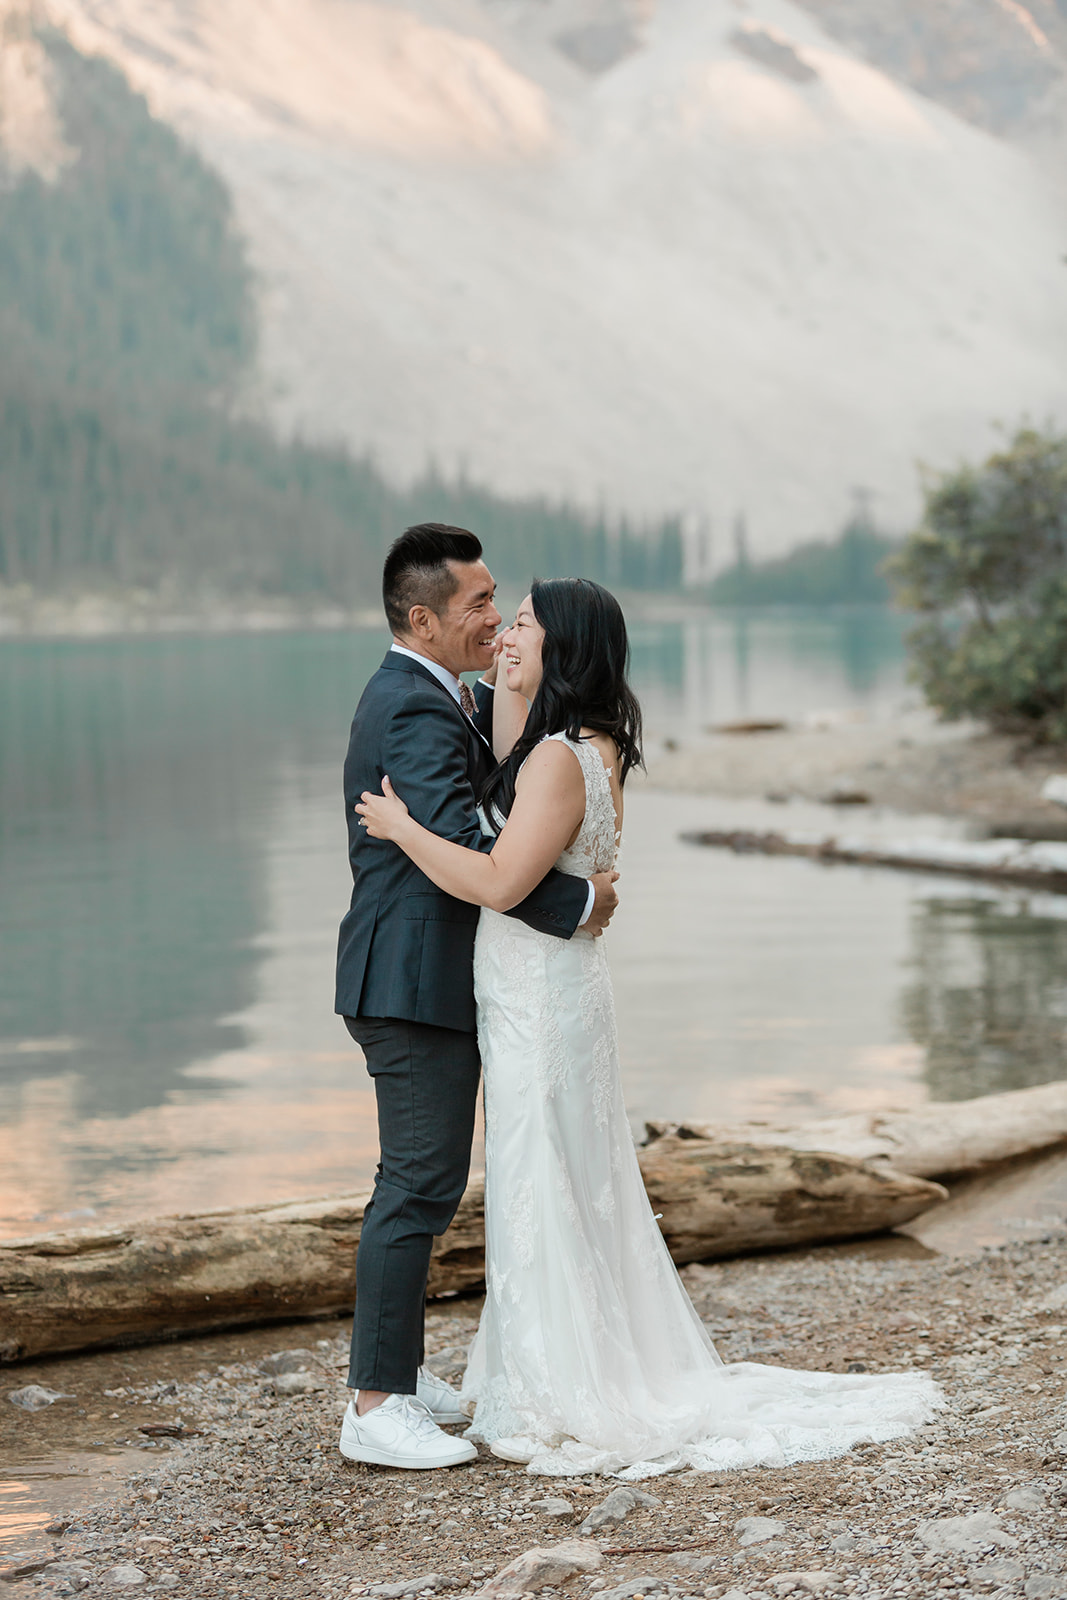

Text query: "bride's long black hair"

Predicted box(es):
[480, 577, 644, 823]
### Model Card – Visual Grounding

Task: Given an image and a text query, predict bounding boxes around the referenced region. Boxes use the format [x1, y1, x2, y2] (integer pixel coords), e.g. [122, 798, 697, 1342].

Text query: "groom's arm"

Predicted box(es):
[379, 689, 590, 939]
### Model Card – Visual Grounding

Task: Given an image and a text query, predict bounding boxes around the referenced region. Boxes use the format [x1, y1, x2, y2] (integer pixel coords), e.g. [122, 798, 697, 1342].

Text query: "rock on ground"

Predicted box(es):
[472, 1538, 601, 1597]
[580, 1485, 662, 1534]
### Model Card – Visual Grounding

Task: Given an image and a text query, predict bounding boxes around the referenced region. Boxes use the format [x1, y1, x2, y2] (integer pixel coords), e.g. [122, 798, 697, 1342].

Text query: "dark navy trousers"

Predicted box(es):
[343, 1016, 480, 1394]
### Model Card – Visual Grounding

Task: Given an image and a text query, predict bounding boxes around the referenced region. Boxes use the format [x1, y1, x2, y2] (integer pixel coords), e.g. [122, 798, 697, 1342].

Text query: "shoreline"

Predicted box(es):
[0, 587, 733, 641]
[0, 589, 385, 640]
[646, 707, 1067, 836]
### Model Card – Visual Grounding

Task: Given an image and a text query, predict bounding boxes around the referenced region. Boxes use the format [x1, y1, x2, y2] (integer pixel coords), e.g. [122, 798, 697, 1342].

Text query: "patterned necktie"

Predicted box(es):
[459, 682, 477, 721]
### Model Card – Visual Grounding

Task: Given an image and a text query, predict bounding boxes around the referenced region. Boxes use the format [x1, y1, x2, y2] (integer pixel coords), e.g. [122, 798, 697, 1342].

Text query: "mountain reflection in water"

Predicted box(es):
[1, 615, 1064, 1235]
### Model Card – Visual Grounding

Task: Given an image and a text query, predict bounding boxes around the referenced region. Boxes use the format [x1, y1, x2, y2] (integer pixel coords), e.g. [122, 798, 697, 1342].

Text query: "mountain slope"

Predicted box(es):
[33, 0, 1067, 558]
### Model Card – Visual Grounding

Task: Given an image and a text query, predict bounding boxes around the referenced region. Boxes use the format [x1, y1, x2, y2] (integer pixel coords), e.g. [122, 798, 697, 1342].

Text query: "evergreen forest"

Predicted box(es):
[0, 30, 684, 604]
[707, 518, 898, 606]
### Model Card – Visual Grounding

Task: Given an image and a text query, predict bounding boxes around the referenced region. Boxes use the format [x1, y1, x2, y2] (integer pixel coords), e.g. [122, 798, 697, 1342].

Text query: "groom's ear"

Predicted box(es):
[406, 603, 437, 642]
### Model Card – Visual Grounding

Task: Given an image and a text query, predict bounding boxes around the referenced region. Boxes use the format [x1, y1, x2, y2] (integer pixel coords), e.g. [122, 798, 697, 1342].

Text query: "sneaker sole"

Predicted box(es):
[339, 1435, 477, 1470]
[424, 1407, 467, 1425]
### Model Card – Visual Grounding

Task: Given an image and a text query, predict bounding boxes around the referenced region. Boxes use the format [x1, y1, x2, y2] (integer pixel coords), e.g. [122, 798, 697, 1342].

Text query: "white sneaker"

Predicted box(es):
[416, 1364, 467, 1424]
[339, 1394, 477, 1469]
[489, 1434, 540, 1464]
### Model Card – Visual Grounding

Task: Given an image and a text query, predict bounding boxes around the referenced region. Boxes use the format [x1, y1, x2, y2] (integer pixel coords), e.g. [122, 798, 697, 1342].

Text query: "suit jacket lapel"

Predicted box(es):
[380, 651, 496, 768]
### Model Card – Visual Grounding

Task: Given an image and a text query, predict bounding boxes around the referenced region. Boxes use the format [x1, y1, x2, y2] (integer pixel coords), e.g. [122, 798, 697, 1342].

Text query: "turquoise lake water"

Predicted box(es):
[2, 608, 1065, 1236]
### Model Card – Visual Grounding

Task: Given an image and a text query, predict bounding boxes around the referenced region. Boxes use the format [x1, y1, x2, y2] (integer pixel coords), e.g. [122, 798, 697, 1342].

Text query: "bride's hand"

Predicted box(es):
[480, 636, 504, 687]
[355, 775, 411, 841]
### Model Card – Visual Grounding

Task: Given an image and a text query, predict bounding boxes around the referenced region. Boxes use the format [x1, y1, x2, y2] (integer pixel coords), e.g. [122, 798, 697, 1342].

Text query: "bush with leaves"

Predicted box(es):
[886, 426, 1067, 743]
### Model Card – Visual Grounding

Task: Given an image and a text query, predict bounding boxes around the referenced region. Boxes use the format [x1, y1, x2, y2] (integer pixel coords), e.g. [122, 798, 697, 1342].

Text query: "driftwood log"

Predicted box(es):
[633, 1138, 942, 1265]
[682, 827, 1067, 894]
[0, 1142, 943, 1363]
[645, 1079, 1067, 1180]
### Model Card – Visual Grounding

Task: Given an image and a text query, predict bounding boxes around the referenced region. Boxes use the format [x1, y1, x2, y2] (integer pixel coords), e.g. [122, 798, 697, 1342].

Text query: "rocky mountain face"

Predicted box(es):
[496, 0, 1067, 132]
[6, 0, 1067, 560]
[792, 0, 1067, 134]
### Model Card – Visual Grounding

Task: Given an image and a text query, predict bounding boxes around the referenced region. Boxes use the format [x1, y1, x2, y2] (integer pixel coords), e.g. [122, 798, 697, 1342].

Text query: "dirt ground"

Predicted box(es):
[645, 710, 1067, 835]
[3, 1228, 1066, 1600]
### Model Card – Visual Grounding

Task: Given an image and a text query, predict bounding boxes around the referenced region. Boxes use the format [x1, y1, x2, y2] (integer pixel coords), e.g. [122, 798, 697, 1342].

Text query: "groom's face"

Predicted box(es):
[432, 559, 502, 677]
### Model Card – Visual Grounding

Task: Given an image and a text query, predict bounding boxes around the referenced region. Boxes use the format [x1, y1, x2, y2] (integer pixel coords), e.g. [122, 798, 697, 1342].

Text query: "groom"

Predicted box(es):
[335, 522, 620, 1469]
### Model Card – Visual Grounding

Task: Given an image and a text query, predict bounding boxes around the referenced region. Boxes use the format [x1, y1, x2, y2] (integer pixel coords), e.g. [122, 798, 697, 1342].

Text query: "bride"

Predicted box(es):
[355, 577, 941, 1479]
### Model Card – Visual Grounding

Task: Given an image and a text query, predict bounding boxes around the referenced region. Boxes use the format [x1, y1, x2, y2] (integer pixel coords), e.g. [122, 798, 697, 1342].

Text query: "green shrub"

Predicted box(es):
[887, 426, 1067, 742]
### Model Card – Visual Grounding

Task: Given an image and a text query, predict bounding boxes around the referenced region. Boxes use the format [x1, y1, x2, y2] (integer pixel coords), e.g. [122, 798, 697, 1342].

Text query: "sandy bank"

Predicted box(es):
[647, 708, 1067, 834]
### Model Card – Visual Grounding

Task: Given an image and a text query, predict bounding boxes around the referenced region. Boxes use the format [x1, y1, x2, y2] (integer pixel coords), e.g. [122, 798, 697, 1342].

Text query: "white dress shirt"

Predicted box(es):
[388, 642, 594, 926]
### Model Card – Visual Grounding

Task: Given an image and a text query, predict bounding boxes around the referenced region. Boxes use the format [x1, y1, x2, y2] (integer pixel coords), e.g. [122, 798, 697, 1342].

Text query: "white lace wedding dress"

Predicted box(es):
[460, 733, 942, 1478]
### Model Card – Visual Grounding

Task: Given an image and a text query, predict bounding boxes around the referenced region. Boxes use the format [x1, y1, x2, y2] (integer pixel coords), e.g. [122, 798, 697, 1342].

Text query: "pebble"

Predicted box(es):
[580, 1486, 662, 1534]
[1005, 1485, 1049, 1511]
[272, 1371, 326, 1396]
[673, 1552, 716, 1573]
[768, 1573, 844, 1595]
[530, 1497, 575, 1520]
[102, 1566, 148, 1587]
[971, 1560, 1026, 1589]
[38, 1562, 92, 1594]
[736, 1516, 788, 1546]
[258, 1349, 316, 1375]
[472, 1539, 602, 1597]
[368, 1577, 459, 1598]
[7, 1385, 74, 1411]
[829, 1534, 875, 1555]
[917, 1513, 1018, 1555]
[1023, 1578, 1067, 1600]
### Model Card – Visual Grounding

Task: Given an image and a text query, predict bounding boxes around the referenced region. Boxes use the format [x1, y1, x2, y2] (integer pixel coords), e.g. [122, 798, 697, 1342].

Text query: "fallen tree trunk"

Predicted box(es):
[681, 827, 1067, 893]
[635, 1138, 943, 1266]
[0, 1183, 486, 1366]
[0, 1144, 943, 1363]
[645, 1079, 1067, 1180]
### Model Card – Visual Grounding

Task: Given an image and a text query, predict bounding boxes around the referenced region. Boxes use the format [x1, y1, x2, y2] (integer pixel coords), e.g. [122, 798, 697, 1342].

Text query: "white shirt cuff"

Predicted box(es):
[578, 881, 596, 927]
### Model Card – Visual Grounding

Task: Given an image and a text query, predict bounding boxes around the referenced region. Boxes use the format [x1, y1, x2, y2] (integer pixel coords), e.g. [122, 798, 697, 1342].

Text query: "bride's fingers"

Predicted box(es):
[382, 774, 394, 795]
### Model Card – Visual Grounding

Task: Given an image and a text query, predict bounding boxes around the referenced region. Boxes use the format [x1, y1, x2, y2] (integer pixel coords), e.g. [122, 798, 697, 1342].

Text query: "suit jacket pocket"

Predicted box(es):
[402, 892, 479, 925]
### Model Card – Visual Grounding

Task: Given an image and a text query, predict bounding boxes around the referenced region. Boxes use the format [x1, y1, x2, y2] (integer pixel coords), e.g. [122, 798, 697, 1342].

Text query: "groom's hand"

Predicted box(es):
[586, 870, 620, 937]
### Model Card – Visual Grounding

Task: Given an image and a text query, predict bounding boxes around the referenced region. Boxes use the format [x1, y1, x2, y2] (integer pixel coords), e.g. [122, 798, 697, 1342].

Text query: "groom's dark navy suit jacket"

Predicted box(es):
[335, 651, 588, 1034]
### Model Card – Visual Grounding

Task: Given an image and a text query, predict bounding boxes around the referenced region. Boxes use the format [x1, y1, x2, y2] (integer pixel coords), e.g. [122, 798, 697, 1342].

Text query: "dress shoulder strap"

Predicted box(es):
[543, 731, 602, 783]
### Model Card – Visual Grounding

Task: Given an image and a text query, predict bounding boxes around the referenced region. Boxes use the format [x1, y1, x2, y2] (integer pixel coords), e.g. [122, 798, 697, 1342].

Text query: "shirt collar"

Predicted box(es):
[389, 641, 462, 706]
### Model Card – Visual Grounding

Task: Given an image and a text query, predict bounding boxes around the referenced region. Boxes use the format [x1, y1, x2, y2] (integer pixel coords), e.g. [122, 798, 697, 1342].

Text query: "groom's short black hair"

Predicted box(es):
[383, 523, 484, 636]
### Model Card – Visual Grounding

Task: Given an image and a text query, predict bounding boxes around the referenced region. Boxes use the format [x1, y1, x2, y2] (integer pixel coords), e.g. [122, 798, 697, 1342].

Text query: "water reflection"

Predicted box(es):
[629, 606, 908, 734]
[901, 895, 1067, 1101]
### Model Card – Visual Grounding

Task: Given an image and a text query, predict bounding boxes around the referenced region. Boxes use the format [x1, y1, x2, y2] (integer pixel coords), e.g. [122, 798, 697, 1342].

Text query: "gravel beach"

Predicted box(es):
[4, 1229, 1066, 1600]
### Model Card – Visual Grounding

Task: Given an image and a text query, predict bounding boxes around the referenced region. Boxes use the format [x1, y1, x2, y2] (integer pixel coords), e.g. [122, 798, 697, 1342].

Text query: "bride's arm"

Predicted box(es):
[356, 741, 585, 912]
[492, 667, 529, 761]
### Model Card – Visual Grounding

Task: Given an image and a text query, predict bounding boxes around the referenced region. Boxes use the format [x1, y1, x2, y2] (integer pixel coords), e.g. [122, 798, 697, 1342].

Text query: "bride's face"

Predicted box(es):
[501, 595, 544, 699]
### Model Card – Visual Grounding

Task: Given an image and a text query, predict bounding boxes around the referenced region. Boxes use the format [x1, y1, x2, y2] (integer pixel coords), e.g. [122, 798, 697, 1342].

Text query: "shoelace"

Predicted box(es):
[395, 1395, 440, 1438]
